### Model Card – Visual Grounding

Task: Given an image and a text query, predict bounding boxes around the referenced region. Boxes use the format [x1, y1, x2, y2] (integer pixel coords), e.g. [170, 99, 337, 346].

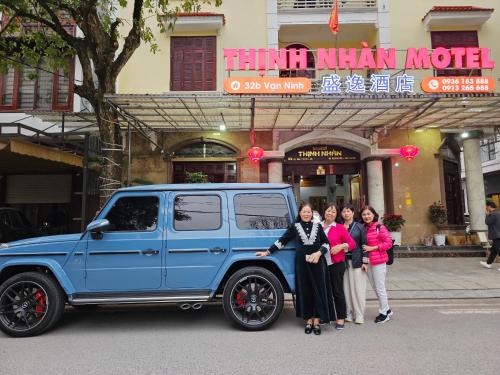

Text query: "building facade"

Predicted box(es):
[1, 1, 500, 244]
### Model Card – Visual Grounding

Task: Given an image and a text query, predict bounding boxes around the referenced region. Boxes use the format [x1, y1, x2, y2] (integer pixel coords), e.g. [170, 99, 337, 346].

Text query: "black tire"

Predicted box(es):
[0, 272, 66, 337]
[222, 267, 284, 331]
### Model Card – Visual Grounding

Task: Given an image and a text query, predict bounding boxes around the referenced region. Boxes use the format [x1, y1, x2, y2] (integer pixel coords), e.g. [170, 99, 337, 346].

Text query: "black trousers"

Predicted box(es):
[487, 239, 500, 264]
[328, 262, 347, 320]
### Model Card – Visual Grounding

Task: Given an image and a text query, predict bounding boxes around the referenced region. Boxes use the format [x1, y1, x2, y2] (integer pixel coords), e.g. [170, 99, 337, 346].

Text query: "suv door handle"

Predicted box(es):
[142, 249, 160, 256]
[209, 247, 226, 253]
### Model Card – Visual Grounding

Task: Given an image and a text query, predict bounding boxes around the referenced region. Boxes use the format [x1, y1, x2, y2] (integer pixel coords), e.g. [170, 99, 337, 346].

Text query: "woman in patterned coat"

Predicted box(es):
[256, 203, 335, 335]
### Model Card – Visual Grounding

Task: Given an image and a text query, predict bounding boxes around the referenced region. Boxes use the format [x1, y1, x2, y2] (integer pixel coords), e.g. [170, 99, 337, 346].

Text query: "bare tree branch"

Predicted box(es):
[110, 0, 144, 79]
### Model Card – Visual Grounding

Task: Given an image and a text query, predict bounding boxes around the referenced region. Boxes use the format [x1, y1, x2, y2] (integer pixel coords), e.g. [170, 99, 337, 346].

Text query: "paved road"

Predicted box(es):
[1, 299, 499, 375]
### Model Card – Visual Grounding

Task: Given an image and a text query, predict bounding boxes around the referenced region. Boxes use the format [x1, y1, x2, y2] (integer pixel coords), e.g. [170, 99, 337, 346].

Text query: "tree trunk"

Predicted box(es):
[95, 97, 123, 207]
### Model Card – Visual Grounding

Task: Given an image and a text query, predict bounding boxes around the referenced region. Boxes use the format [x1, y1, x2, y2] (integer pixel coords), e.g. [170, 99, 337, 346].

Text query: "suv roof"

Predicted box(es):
[118, 183, 291, 192]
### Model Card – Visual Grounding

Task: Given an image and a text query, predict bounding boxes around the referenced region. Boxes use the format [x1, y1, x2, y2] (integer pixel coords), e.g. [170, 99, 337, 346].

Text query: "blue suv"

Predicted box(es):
[0, 184, 297, 337]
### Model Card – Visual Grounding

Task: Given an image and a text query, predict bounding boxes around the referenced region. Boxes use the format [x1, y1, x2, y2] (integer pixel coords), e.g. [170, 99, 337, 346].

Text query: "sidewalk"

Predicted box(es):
[380, 257, 500, 300]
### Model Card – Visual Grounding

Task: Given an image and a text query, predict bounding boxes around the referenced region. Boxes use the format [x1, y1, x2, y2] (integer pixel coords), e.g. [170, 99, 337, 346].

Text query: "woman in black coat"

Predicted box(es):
[256, 203, 335, 335]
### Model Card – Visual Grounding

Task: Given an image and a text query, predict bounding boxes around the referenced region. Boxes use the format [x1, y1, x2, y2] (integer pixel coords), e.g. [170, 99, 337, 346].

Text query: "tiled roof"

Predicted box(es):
[423, 6, 494, 20]
[176, 12, 225, 25]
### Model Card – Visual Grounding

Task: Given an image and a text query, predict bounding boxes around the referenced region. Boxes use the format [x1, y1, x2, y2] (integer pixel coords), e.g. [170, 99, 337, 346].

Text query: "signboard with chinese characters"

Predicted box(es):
[284, 145, 360, 164]
[320, 73, 415, 94]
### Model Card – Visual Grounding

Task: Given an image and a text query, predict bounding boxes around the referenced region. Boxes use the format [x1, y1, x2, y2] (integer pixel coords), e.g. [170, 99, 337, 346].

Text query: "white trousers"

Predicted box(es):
[367, 262, 390, 315]
[343, 260, 367, 320]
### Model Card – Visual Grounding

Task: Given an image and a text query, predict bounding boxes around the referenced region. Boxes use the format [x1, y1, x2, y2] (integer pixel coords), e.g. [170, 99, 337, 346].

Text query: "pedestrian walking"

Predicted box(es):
[481, 201, 500, 271]
[361, 206, 394, 324]
[256, 203, 335, 335]
[341, 204, 368, 324]
[321, 204, 356, 330]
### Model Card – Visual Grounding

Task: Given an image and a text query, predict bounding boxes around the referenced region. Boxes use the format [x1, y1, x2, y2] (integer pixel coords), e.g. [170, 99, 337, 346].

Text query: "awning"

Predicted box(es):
[0, 139, 82, 174]
[105, 92, 500, 133]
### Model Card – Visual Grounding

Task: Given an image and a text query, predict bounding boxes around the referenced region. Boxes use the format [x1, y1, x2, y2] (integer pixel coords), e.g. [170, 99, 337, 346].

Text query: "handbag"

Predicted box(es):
[376, 224, 395, 265]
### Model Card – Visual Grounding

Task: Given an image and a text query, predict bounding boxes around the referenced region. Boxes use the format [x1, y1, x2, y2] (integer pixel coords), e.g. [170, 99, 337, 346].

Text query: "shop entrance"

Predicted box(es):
[283, 145, 362, 217]
[171, 140, 238, 183]
[173, 161, 237, 183]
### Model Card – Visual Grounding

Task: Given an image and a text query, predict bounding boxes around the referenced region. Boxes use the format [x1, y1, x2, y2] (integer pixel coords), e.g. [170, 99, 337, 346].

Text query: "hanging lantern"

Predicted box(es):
[399, 145, 420, 161]
[247, 146, 264, 164]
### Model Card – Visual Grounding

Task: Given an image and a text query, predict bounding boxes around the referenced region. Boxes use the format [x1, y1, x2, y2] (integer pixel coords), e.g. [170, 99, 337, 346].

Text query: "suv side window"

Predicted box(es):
[234, 193, 290, 230]
[105, 196, 159, 231]
[174, 195, 221, 231]
[0, 212, 10, 227]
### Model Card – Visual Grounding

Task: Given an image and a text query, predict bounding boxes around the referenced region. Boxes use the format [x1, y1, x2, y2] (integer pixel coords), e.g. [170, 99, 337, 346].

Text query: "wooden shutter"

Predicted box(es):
[431, 31, 480, 76]
[171, 36, 216, 91]
[0, 67, 19, 109]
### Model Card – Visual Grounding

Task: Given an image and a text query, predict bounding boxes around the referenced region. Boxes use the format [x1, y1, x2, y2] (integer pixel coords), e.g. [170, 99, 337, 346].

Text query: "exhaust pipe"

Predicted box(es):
[191, 303, 203, 310]
[179, 303, 192, 310]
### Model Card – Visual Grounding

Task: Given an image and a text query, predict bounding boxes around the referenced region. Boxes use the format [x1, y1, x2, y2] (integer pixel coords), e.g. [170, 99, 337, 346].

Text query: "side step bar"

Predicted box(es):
[69, 292, 211, 305]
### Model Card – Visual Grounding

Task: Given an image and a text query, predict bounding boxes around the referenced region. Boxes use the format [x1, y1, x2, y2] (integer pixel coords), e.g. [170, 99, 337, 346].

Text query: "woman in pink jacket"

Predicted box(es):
[361, 206, 394, 324]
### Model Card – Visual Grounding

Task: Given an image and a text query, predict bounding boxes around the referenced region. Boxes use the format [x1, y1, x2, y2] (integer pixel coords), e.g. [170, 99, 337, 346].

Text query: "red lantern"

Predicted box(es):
[399, 145, 420, 161]
[247, 146, 264, 164]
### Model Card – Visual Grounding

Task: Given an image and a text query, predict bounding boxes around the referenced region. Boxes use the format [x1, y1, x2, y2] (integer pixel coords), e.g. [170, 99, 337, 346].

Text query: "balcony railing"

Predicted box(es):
[277, 0, 378, 11]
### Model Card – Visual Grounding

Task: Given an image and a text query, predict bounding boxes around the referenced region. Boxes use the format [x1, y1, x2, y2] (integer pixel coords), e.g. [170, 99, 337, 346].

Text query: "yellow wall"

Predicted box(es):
[389, 0, 500, 86]
[379, 129, 444, 244]
[117, 0, 268, 93]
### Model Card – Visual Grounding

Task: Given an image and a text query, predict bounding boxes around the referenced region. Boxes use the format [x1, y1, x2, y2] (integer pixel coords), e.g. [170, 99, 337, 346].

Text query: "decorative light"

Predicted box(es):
[247, 126, 264, 164]
[219, 124, 226, 131]
[399, 145, 420, 161]
[247, 146, 264, 164]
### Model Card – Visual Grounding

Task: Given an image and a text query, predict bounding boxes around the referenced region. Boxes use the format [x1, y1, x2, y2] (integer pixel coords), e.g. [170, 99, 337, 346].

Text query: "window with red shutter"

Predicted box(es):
[431, 31, 481, 77]
[0, 59, 74, 111]
[170, 36, 216, 91]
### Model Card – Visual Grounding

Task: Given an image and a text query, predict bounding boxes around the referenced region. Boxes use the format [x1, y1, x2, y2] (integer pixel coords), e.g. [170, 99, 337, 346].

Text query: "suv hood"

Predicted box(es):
[3, 234, 82, 248]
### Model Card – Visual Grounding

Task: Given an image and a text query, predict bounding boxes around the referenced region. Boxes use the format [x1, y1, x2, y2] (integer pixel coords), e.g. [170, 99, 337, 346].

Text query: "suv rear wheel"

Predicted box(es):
[0, 272, 65, 337]
[222, 267, 284, 331]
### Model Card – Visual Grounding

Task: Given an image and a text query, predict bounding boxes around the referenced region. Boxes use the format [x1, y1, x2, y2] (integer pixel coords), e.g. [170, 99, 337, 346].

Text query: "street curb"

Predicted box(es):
[284, 289, 500, 303]
[395, 246, 485, 258]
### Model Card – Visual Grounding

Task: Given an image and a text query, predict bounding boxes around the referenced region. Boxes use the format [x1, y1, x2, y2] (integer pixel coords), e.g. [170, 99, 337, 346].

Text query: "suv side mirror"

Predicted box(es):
[86, 219, 111, 239]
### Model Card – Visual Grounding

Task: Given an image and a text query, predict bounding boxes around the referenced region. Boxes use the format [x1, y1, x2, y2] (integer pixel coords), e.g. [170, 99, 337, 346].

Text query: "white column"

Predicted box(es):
[268, 160, 283, 183]
[366, 159, 385, 218]
[463, 136, 487, 231]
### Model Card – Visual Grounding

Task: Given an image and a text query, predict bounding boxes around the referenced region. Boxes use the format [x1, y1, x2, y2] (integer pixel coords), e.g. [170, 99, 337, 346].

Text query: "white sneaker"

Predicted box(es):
[480, 261, 492, 269]
[345, 313, 353, 322]
[355, 317, 364, 324]
[497, 268, 500, 272]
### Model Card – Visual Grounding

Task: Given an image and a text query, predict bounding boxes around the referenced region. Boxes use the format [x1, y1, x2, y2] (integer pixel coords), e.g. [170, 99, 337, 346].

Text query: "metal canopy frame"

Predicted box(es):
[104, 92, 500, 135]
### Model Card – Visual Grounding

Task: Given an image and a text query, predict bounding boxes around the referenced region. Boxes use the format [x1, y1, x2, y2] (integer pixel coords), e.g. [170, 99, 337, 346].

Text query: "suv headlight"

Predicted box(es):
[0, 243, 9, 249]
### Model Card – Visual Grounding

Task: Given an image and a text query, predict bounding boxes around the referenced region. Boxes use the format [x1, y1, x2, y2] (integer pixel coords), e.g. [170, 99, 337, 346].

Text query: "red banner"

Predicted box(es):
[329, 0, 339, 35]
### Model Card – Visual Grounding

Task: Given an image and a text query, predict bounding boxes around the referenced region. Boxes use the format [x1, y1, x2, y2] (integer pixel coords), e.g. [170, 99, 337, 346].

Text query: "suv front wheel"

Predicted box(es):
[0, 272, 65, 337]
[222, 267, 284, 331]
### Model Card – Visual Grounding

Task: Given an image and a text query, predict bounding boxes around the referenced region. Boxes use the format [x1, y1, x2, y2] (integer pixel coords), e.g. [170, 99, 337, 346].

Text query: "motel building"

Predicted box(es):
[1, 0, 500, 245]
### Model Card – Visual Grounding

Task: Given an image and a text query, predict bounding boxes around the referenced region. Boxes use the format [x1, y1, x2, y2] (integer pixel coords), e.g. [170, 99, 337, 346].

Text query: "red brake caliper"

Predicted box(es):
[34, 291, 46, 317]
[235, 290, 247, 307]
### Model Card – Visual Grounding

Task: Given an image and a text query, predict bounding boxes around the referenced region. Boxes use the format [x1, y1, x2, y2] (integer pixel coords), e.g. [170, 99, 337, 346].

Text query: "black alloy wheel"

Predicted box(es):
[222, 267, 284, 330]
[0, 272, 65, 337]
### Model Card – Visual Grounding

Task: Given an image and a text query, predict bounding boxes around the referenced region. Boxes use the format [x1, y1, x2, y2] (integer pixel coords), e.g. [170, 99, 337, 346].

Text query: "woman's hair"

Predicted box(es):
[360, 205, 379, 223]
[295, 202, 313, 223]
[340, 203, 357, 223]
[323, 203, 340, 223]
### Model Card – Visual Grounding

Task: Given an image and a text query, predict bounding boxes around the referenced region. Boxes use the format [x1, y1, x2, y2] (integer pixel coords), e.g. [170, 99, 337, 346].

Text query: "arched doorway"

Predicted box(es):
[279, 44, 315, 79]
[283, 144, 362, 214]
[172, 140, 238, 183]
[439, 137, 464, 225]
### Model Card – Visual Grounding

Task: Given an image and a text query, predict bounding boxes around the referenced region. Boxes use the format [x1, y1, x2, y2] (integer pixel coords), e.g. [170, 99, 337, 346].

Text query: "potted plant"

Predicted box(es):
[429, 201, 447, 246]
[185, 171, 208, 183]
[382, 214, 405, 245]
